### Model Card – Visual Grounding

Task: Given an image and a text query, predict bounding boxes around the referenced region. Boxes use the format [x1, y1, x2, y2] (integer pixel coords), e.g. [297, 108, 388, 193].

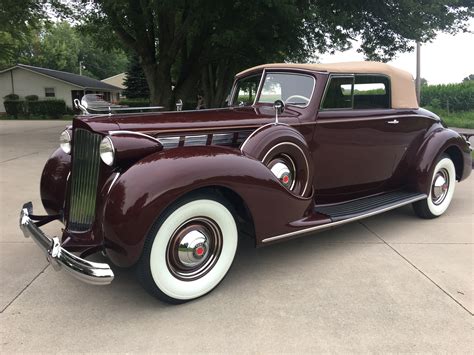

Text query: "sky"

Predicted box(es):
[318, 19, 474, 85]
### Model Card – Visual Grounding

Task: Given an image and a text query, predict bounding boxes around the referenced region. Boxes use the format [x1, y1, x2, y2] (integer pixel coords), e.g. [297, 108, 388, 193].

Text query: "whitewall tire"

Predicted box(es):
[137, 195, 238, 303]
[413, 155, 456, 219]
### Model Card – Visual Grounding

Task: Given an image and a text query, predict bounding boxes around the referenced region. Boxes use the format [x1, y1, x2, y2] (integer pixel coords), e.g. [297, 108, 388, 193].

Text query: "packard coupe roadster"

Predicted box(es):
[20, 62, 471, 303]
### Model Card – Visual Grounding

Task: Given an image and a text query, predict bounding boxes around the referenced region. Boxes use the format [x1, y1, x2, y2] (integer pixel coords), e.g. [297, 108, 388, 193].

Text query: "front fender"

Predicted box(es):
[40, 148, 71, 215]
[410, 128, 471, 194]
[102, 146, 313, 267]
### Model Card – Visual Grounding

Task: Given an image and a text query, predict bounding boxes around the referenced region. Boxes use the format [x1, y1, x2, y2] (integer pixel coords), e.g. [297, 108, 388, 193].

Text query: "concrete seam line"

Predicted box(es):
[358, 221, 473, 317]
[0, 264, 49, 313]
[0, 151, 39, 164]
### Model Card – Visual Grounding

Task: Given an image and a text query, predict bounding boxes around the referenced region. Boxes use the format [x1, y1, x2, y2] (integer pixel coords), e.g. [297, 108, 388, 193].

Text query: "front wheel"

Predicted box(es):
[137, 195, 238, 303]
[412, 155, 456, 219]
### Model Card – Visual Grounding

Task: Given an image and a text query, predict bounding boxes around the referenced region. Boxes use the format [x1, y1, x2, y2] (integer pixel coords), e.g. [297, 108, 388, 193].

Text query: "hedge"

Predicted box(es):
[25, 95, 39, 101]
[3, 98, 66, 118]
[421, 81, 474, 112]
[4, 100, 25, 118]
[118, 98, 150, 107]
[28, 100, 66, 117]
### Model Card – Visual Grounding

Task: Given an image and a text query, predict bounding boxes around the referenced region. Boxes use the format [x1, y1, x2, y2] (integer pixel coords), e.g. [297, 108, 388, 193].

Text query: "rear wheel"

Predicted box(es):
[137, 194, 238, 303]
[413, 155, 456, 219]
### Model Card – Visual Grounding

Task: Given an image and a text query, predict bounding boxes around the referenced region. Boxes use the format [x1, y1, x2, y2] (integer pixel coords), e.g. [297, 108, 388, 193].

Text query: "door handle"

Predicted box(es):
[387, 119, 399, 124]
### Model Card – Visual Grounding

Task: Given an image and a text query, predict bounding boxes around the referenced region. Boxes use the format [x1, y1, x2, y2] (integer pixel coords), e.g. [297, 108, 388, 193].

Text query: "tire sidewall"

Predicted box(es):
[148, 198, 238, 301]
[427, 157, 456, 216]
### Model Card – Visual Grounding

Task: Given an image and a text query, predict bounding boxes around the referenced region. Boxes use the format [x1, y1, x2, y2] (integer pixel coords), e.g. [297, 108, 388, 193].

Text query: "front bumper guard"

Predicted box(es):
[19, 202, 114, 285]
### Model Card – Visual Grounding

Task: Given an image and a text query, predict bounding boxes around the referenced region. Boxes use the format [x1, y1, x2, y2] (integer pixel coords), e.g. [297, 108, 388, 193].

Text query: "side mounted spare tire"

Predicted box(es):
[241, 124, 313, 197]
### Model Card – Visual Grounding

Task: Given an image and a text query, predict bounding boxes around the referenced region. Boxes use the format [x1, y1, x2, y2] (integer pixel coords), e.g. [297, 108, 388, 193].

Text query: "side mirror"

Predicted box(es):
[273, 100, 285, 124]
[273, 100, 285, 114]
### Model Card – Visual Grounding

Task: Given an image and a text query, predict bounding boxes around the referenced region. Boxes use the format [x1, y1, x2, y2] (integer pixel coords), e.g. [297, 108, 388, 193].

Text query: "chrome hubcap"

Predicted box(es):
[431, 168, 449, 205]
[166, 217, 222, 281]
[268, 154, 296, 190]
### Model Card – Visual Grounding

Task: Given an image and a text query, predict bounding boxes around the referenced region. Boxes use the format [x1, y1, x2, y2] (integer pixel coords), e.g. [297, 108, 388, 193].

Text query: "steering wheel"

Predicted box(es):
[285, 95, 310, 105]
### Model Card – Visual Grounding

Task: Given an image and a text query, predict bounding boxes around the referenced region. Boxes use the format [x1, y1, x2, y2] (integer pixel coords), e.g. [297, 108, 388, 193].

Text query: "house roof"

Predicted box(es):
[237, 61, 418, 109]
[1, 64, 121, 91]
[101, 72, 126, 90]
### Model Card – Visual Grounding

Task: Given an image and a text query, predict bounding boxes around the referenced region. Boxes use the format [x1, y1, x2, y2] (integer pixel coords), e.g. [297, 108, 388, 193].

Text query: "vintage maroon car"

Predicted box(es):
[20, 62, 471, 303]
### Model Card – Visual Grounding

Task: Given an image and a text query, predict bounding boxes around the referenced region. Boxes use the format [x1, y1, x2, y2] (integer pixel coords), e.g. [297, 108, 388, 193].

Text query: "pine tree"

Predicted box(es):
[123, 55, 150, 99]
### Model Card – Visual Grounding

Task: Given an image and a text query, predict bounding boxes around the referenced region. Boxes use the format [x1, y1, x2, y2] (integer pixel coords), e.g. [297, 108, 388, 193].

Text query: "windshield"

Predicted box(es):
[258, 73, 314, 107]
[232, 71, 315, 107]
[232, 74, 261, 106]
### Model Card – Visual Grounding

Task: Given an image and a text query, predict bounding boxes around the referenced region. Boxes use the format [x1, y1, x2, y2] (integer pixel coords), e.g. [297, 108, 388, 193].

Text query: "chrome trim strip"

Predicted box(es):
[261, 142, 310, 197]
[19, 202, 114, 285]
[108, 130, 161, 143]
[316, 114, 438, 124]
[262, 194, 427, 243]
[253, 68, 266, 106]
[107, 172, 120, 195]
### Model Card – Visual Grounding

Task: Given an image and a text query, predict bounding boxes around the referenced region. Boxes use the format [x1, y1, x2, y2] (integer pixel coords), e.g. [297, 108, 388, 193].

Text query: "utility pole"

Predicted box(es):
[79, 61, 83, 76]
[415, 41, 421, 104]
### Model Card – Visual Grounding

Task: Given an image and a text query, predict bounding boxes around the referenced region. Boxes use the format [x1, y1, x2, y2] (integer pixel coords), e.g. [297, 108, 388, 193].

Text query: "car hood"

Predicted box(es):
[74, 106, 302, 137]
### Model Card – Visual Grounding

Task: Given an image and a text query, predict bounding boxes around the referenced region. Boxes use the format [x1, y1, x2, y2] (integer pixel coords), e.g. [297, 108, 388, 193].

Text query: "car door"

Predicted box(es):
[313, 74, 406, 200]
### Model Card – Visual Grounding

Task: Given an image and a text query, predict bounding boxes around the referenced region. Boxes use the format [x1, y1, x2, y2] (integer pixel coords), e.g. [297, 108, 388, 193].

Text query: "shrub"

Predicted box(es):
[118, 98, 150, 107]
[27, 99, 66, 118]
[4, 93, 19, 100]
[4, 100, 25, 118]
[25, 95, 39, 101]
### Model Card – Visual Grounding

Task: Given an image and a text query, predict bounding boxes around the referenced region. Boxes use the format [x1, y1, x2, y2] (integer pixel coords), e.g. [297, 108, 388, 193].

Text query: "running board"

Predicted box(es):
[262, 191, 427, 244]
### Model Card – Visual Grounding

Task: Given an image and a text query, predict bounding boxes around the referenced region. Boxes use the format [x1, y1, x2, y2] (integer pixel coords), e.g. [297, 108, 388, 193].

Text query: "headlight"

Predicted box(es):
[59, 130, 71, 154]
[100, 136, 115, 166]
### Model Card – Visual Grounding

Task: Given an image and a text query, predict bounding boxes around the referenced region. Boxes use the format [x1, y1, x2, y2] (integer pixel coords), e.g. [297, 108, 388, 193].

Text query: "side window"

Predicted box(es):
[322, 75, 391, 109]
[321, 76, 353, 109]
[232, 75, 261, 106]
[353, 75, 390, 109]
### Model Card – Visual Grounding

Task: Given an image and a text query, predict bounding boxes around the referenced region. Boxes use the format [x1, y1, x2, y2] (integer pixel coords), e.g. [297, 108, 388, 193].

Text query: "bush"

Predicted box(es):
[27, 99, 66, 118]
[25, 95, 39, 101]
[4, 100, 25, 118]
[118, 98, 150, 107]
[4, 93, 19, 100]
[421, 81, 474, 112]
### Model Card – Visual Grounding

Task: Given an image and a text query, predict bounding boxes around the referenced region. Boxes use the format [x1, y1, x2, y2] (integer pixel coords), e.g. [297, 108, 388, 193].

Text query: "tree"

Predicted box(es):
[463, 74, 474, 82]
[123, 55, 150, 99]
[1, 20, 128, 79]
[0, 0, 70, 68]
[421, 78, 428, 86]
[77, 0, 473, 108]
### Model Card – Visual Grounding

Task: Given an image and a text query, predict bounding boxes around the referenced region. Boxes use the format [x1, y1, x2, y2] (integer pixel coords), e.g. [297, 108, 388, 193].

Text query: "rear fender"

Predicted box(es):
[409, 128, 471, 194]
[102, 146, 313, 267]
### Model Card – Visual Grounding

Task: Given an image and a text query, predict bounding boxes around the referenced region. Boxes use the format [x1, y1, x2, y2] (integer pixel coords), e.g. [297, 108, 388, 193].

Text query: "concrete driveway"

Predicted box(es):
[1, 120, 472, 353]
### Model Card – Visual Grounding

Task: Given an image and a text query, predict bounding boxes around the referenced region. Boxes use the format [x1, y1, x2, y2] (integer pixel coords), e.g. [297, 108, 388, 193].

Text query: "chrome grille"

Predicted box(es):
[68, 129, 102, 232]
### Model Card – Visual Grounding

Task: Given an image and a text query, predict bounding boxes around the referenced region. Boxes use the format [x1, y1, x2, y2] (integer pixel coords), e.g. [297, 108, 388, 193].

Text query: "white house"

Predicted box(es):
[0, 64, 122, 113]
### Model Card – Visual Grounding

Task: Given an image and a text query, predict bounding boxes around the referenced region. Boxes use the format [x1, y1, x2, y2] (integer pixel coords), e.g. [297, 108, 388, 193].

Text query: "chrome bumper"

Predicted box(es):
[19, 202, 114, 285]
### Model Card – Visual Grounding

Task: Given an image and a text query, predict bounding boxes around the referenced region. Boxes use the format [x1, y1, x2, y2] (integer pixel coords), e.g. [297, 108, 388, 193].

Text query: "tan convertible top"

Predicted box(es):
[237, 62, 418, 109]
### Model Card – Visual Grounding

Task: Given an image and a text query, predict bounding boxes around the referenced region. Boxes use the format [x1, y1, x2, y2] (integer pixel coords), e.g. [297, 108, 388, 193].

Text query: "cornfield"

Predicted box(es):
[420, 81, 474, 112]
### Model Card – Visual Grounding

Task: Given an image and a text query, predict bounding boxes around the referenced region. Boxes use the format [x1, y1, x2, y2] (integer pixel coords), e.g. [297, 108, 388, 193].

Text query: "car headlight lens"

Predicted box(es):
[100, 136, 115, 166]
[59, 130, 71, 154]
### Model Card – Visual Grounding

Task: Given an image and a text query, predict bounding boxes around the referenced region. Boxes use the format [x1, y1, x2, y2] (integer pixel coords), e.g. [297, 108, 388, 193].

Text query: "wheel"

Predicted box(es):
[262, 142, 311, 197]
[412, 155, 456, 219]
[137, 194, 238, 303]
